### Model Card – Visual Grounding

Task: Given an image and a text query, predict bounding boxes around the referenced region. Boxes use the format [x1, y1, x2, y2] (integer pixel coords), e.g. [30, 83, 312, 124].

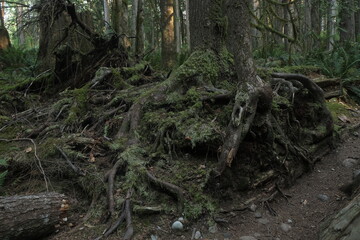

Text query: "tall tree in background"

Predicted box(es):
[339, 0, 356, 43]
[160, 0, 176, 69]
[135, 0, 144, 57]
[185, 0, 190, 48]
[131, 0, 138, 49]
[174, 0, 181, 53]
[0, 0, 11, 50]
[112, 0, 130, 48]
[103, 0, 111, 31]
[16, 5, 26, 45]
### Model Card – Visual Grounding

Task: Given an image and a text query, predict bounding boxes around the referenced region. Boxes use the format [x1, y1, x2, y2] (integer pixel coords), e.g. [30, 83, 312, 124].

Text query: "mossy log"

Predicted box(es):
[0, 192, 68, 240]
[319, 192, 360, 240]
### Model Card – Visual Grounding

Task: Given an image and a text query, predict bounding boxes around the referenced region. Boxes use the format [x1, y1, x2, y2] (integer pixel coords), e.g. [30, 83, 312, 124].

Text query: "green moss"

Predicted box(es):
[64, 85, 89, 124]
[272, 95, 291, 111]
[210, 0, 227, 38]
[111, 68, 131, 89]
[326, 100, 349, 123]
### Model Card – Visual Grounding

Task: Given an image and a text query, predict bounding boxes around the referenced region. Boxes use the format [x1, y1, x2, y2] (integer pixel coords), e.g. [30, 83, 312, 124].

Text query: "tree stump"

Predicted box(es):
[0, 192, 68, 240]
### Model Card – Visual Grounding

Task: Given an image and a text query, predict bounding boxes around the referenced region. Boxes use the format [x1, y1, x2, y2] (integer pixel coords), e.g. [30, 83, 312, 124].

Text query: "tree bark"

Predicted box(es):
[174, 0, 181, 53]
[339, 0, 356, 43]
[328, 0, 338, 50]
[135, 0, 144, 57]
[112, 0, 130, 48]
[0, 192, 68, 240]
[131, 0, 138, 49]
[339, 0, 355, 42]
[319, 191, 360, 240]
[16, 6, 25, 45]
[160, 0, 176, 69]
[0, 1, 10, 50]
[185, 0, 190, 49]
[103, 0, 111, 31]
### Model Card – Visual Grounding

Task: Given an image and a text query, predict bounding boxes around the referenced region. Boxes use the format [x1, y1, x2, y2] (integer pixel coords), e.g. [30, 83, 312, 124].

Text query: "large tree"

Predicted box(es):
[160, 0, 176, 69]
[0, 1, 11, 50]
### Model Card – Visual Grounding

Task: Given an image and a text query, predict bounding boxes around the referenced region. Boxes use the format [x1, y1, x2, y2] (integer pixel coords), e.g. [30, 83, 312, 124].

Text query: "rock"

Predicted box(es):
[288, 219, 293, 223]
[353, 132, 359, 137]
[342, 158, 358, 168]
[257, 218, 269, 225]
[353, 169, 360, 179]
[178, 217, 184, 222]
[249, 203, 257, 212]
[280, 223, 292, 232]
[239, 236, 257, 240]
[208, 224, 218, 234]
[254, 211, 262, 218]
[171, 221, 183, 230]
[254, 232, 261, 237]
[150, 235, 158, 240]
[194, 230, 201, 239]
[317, 194, 330, 202]
[223, 232, 232, 238]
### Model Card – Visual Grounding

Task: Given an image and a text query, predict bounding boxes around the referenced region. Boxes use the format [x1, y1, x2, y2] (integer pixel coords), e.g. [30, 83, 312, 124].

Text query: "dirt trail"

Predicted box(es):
[203, 128, 360, 240]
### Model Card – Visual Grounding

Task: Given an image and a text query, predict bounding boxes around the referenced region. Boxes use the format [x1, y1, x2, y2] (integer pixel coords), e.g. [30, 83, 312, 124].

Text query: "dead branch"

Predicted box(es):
[55, 145, 85, 176]
[0, 138, 49, 191]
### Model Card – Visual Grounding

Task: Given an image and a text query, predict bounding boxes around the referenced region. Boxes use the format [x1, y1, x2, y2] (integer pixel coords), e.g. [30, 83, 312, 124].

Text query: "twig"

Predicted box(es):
[55, 145, 86, 176]
[0, 138, 49, 191]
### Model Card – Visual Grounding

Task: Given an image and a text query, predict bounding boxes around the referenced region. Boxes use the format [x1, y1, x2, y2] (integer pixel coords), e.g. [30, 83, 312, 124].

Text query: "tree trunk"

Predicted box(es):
[339, 0, 356, 43]
[0, 1, 10, 50]
[0, 0, 4, 27]
[215, 0, 272, 176]
[112, 0, 130, 48]
[185, 0, 190, 49]
[103, 0, 111, 31]
[135, 0, 144, 57]
[328, 0, 338, 50]
[319, 191, 360, 240]
[174, 0, 181, 53]
[355, 0, 360, 38]
[303, 0, 312, 52]
[160, 0, 176, 69]
[16, 6, 25, 46]
[0, 192, 68, 240]
[131, 0, 138, 50]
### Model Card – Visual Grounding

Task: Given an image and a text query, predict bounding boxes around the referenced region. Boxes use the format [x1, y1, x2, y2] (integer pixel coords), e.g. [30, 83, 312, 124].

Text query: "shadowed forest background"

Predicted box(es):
[1, 0, 360, 239]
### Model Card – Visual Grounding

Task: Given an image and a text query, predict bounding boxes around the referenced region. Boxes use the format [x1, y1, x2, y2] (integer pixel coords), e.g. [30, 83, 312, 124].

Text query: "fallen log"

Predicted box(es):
[319, 191, 360, 240]
[0, 192, 68, 240]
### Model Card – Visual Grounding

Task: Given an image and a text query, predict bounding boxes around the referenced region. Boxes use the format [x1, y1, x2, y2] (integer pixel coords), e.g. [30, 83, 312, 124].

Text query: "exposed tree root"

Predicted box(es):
[95, 189, 133, 240]
[146, 170, 185, 213]
[104, 159, 123, 217]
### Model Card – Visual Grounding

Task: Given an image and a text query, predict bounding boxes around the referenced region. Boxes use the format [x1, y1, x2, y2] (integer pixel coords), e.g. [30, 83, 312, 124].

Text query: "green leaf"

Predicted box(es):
[0, 158, 8, 167]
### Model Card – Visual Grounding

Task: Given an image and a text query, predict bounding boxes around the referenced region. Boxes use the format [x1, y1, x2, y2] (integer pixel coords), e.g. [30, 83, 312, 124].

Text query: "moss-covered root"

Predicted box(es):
[146, 170, 185, 213]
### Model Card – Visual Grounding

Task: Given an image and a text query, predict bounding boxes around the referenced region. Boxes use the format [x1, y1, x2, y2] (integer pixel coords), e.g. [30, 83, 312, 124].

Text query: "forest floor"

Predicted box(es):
[147, 125, 360, 240]
[48, 107, 360, 240]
